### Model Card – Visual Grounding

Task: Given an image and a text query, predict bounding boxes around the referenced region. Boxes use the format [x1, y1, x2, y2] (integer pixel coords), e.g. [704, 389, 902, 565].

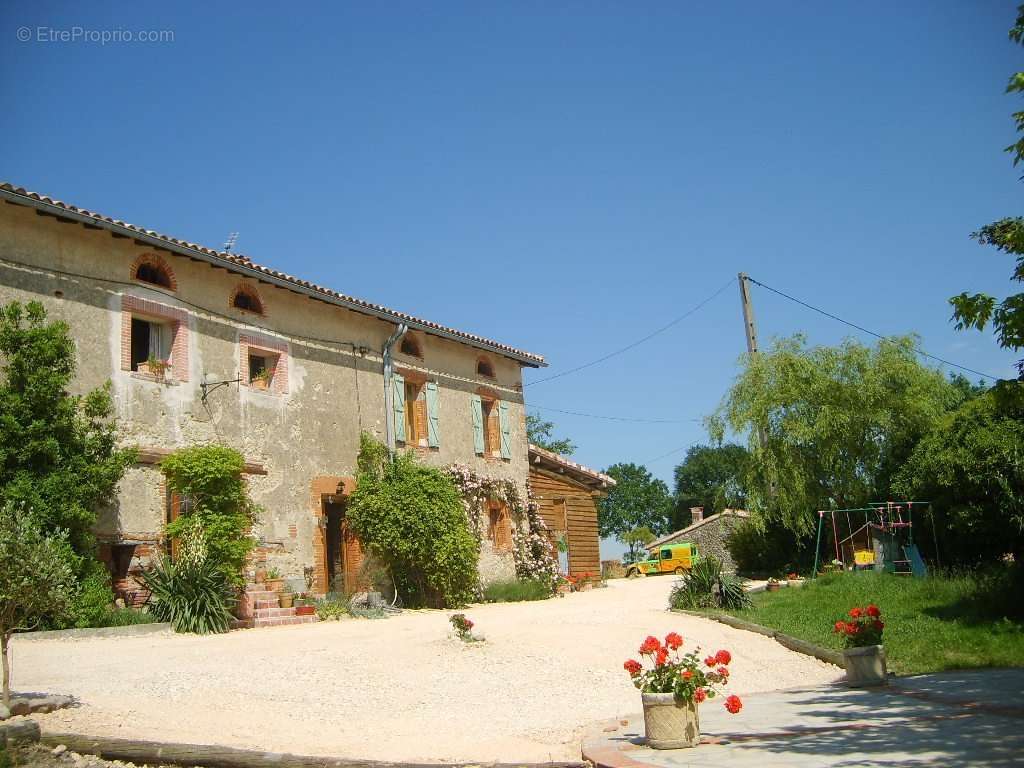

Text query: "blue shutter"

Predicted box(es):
[426, 381, 440, 448]
[498, 401, 512, 459]
[471, 394, 484, 455]
[393, 373, 406, 444]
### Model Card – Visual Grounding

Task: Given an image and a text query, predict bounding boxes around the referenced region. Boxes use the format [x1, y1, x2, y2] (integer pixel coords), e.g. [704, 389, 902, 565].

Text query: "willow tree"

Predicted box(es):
[710, 335, 959, 536]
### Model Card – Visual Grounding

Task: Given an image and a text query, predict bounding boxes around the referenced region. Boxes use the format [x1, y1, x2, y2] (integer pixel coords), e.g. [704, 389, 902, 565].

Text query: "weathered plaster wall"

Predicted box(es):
[0, 202, 531, 585]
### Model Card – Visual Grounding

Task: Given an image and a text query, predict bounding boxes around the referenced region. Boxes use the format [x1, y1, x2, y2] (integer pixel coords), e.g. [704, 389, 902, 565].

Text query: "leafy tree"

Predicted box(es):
[526, 414, 576, 456]
[348, 434, 479, 607]
[949, 6, 1024, 379]
[598, 463, 673, 539]
[672, 443, 749, 528]
[0, 505, 75, 707]
[0, 301, 134, 570]
[893, 390, 1024, 564]
[161, 444, 260, 584]
[621, 526, 655, 564]
[711, 335, 959, 536]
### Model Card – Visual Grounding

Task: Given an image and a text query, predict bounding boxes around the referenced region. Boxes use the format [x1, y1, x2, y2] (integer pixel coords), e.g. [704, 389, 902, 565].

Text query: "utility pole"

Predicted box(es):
[738, 272, 759, 356]
[738, 272, 768, 451]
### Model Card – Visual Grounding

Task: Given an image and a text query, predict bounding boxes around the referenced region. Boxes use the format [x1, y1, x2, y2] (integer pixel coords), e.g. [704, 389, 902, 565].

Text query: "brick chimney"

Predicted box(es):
[690, 506, 704, 525]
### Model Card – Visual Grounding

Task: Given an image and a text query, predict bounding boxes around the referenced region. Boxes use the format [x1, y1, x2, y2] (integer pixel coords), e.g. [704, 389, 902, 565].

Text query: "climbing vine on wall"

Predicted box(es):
[445, 465, 559, 590]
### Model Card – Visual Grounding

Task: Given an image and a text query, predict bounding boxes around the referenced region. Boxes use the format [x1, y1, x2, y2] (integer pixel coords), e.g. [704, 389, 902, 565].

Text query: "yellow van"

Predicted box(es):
[626, 542, 699, 577]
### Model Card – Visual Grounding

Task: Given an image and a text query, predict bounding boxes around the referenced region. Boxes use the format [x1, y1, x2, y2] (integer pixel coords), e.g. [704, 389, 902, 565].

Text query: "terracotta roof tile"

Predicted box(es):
[528, 443, 616, 487]
[0, 182, 546, 366]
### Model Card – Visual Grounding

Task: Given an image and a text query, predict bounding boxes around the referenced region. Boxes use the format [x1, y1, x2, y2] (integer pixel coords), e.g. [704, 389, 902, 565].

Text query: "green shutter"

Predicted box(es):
[471, 394, 484, 455]
[426, 380, 440, 448]
[498, 400, 512, 459]
[393, 372, 406, 443]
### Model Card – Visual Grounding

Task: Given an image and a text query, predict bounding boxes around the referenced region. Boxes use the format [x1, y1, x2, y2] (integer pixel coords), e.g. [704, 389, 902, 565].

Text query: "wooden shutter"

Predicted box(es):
[471, 394, 484, 454]
[426, 381, 440, 448]
[393, 372, 406, 443]
[498, 401, 512, 459]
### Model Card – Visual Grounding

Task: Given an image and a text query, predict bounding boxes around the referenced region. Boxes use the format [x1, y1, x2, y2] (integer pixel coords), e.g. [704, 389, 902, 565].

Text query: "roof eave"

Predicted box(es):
[0, 186, 547, 368]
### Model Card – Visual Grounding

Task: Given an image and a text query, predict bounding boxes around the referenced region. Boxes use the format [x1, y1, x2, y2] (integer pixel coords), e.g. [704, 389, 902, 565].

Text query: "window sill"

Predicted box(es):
[244, 384, 281, 396]
[129, 372, 178, 385]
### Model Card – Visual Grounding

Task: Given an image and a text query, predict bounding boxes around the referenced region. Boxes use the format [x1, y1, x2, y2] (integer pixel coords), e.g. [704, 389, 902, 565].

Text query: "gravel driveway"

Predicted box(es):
[14, 577, 841, 763]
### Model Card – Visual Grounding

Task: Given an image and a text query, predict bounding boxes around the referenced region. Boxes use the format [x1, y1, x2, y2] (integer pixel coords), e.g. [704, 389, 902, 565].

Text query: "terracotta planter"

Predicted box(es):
[641, 692, 699, 749]
[279, 593, 294, 609]
[251, 378, 270, 391]
[295, 605, 316, 616]
[264, 578, 284, 593]
[254, 569, 267, 584]
[766, 582, 781, 592]
[843, 644, 887, 687]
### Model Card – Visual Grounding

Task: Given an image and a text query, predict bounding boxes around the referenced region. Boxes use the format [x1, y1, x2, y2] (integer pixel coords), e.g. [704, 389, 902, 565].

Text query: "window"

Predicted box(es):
[239, 334, 289, 395]
[472, 393, 511, 459]
[403, 380, 427, 446]
[661, 549, 672, 561]
[166, 491, 194, 561]
[132, 255, 175, 290]
[477, 357, 495, 378]
[392, 372, 440, 448]
[231, 285, 264, 315]
[488, 503, 512, 552]
[129, 317, 173, 373]
[121, 295, 188, 382]
[400, 336, 422, 358]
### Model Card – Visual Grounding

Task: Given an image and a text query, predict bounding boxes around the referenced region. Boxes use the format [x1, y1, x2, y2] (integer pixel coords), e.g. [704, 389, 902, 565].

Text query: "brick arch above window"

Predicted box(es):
[130, 253, 176, 291]
[399, 333, 423, 359]
[230, 283, 265, 315]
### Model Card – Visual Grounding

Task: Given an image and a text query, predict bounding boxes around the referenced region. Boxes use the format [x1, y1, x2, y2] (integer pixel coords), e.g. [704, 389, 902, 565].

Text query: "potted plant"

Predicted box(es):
[264, 567, 284, 593]
[295, 595, 316, 616]
[556, 576, 572, 596]
[279, 585, 294, 609]
[766, 577, 782, 592]
[250, 368, 271, 390]
[624, 633, 742, 749]
[138, 356, 169, 379]
[834, 604, 887, 686]
[786, 572, 800, 581]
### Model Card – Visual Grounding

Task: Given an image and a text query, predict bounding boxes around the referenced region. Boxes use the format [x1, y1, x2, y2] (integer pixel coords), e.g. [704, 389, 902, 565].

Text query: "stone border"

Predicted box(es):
[40, 733, 589, 768]
[0, 719, 41, 748]
[18, 623, 172, 641]
[672, 610, 844, 667]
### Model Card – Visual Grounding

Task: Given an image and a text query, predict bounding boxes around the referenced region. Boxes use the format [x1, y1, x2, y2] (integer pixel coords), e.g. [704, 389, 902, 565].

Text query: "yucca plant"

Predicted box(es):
[143, 520, 235, 634]
[669, 555, 752, 611]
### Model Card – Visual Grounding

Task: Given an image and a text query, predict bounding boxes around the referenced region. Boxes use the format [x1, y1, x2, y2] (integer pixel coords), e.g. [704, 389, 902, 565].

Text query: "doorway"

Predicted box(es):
[323, 498, 362, 595]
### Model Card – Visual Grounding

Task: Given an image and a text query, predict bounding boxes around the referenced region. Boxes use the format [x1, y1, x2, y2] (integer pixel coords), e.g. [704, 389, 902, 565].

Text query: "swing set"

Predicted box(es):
[812, 501, 936, 578]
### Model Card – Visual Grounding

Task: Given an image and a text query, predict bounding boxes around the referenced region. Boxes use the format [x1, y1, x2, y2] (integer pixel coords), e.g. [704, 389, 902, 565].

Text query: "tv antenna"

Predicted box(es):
[223, 232, 239, 252]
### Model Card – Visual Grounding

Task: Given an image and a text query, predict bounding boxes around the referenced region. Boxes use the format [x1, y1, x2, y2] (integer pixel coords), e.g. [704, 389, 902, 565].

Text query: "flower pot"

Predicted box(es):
[251, 378, 269, 391]
[279, 593, 294, 608]
[766, 582, 781, 592]
[295, 605, 315, 616]
[254, 569, 267, 584]
[264, 578, 284, 593]
[641, 692, 700, 749]
[843, 644, 887, 687]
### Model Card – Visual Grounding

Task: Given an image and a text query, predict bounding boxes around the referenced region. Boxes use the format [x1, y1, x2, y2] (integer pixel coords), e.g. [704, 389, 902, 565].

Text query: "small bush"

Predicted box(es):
[483, 578, 551, 603]
[315, 594, 349, 621]
[68, 563, 115, 629]
[96, 607, 159, 627]
[669, 555, 751, 611]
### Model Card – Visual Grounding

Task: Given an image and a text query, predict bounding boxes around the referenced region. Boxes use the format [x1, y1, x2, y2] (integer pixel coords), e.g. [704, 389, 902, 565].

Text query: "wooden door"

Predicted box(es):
[341, 519, 364, 595]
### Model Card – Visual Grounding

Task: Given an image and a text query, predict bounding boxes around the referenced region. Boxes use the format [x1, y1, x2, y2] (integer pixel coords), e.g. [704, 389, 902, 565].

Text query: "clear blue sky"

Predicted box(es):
[3, 2, 1020, 559]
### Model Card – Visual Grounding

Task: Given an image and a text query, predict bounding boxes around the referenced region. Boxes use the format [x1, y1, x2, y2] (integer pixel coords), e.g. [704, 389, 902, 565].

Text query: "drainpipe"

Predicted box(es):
[382, 323, 408, 453]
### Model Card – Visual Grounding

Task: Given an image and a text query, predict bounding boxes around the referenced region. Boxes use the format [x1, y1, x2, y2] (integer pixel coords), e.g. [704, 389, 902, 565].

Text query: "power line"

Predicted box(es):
[525, 275, 737, 387]
[747, 276, 1002, 382]
[644, 445, 692, 465]
[528, 403, 699, 424]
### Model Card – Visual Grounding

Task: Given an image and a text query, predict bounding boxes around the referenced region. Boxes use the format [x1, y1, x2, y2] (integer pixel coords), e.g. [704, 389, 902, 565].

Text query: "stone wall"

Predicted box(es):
[656, 513, 747, 573]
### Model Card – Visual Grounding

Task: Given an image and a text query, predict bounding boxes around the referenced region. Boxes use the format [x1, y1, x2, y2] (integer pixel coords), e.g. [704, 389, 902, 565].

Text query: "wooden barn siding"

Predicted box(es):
[530, 469, 601, 578]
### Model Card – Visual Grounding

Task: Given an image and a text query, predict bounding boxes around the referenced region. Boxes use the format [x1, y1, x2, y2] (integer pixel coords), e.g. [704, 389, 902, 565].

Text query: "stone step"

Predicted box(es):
[252, 615, 317, 628]
[245, 589, 278, 601]
[255, 598, 280, 609]
[254, 607, 296, 619]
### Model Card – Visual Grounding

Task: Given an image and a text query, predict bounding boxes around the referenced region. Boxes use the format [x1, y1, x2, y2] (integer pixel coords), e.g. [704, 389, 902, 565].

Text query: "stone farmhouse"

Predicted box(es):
[0, 182, 571, 600]
[646, 507, 750, 573]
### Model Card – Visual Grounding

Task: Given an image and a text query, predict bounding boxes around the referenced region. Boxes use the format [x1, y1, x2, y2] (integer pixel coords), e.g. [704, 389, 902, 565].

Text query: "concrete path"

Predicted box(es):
[583, 669, 1024, 767]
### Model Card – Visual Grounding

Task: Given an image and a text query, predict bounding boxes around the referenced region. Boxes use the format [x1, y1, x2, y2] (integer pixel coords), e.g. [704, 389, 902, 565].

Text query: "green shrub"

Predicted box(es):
[726, 520, 811, 577]
[161, 445, 260, 584]
[96, 607, 159, 627]
[669, 555, 751, 611]
[143, 523, 235, 634]
[347, 434, 479, 608]
[483, 578, 551, 603]
[68, 563, 115, 629]
[315, 594, 349, 621]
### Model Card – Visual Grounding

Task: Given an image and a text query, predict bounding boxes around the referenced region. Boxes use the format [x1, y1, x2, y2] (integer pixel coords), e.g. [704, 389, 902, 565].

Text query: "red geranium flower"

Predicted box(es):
[717, 666, 729, 678]
[640, 635, 661, 655]
[694, 687, 707, 703]
[623, 659, 642, 677]
[849, 607, 862, 619]
[681, 669, 693, 680]
[724, 694, 742, 714]
[715, 649, 732, 666]
[665, 632, 683, 650]
[866, 604, 880, 618]
[874, 620, 884, 631]
[655, 648, 669, 667]
[704, 655, 717, 667]
[834, 620, 846, 633]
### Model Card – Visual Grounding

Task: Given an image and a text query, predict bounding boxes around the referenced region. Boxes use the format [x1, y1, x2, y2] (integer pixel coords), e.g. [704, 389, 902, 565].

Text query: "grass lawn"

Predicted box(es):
[727, 570, 1024, 675]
